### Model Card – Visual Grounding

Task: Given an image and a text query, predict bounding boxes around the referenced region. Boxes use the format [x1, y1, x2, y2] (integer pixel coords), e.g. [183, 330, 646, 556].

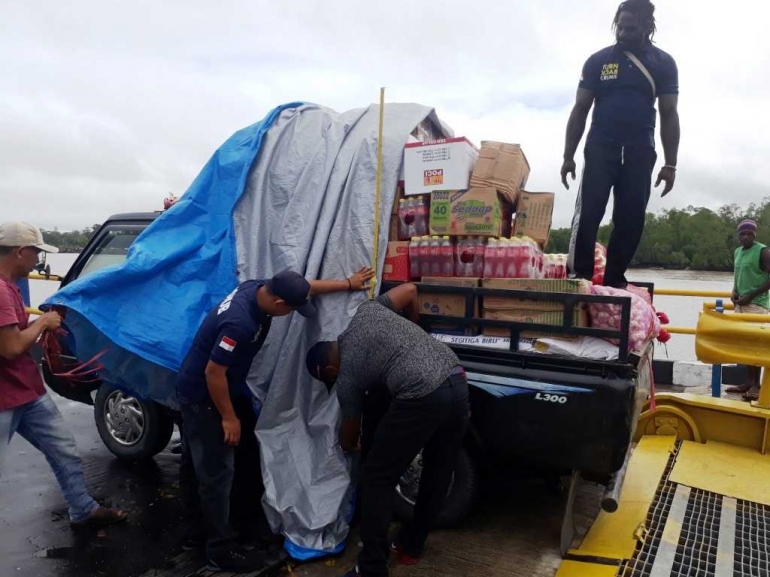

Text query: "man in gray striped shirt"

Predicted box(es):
[306, 283, 470, 577]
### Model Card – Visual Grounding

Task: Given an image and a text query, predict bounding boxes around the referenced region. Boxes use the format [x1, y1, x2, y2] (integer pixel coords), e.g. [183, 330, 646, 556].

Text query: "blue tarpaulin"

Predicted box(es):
[44, 102, 302, 407]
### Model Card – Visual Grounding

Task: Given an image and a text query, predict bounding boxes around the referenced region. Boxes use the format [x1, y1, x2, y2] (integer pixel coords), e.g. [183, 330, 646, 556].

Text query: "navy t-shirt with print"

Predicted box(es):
[177, 280, 272, 404]
[579, 44, 678, 148]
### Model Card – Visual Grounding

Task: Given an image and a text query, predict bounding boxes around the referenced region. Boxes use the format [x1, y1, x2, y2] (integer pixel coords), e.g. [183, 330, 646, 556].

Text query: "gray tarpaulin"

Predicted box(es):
[232, 103, 444, 554]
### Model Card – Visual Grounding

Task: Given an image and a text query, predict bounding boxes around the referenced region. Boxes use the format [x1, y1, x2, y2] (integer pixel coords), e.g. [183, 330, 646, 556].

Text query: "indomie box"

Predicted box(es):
[420, 277, 479, 336]
[403, 138, 479, 196]
[481, 278, 592, 311]
[481, 277, 590, 338]
[481, 308, 590, 338]
[383, 242, 410, 282]
[429, 187, 511, 237]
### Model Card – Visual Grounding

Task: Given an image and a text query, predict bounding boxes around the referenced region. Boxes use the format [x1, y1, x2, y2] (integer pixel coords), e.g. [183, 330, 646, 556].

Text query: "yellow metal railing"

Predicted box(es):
[667, 326, 696, 335]
[29, 273, 62, 282]
[654, 288, 731, 298]
[654, 290, 735, 335]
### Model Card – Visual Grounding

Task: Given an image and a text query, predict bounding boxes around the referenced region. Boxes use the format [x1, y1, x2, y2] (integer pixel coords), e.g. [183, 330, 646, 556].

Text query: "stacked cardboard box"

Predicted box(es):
[470, 141, 530, 206]
[403, 138, 479, 196]
[383, 241, 410, 282]
[481, 278, 591, 338]
[420, 277, 479, 336]
[512, 191, 555, 249]
[429, 187, 512, 238]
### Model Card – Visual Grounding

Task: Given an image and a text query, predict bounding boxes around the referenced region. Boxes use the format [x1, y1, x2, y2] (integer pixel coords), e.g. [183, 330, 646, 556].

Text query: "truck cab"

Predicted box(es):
[42, 212, 175, 461]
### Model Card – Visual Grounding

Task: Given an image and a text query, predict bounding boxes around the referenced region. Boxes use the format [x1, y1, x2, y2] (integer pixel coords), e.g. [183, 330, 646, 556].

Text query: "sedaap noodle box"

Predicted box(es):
[429, 187, 512, 237]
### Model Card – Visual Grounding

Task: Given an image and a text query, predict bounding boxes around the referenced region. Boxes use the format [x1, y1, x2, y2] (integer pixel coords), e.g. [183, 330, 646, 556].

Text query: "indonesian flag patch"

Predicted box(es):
[218, 336, 237, 352]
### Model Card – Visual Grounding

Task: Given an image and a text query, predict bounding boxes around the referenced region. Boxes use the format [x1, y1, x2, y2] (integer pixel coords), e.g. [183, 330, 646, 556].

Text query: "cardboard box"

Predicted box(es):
[481, 307, 589, 338]
[512, 191, 555, 249]
[470, 141, 530, 206]
[481, 278, 592, 311]
[383, 242, 410, 282]
[419, 277, 480, 336]
[429, 187, 512, 237]
[391, 184, 405, 215]
[388, 214, 400, 242]
[404, 138, 479, 196]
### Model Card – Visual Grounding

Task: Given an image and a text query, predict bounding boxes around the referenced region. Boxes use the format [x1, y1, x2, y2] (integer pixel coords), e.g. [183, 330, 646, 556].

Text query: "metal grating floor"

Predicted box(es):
[735, 500, 770, 576]
[616, 441, 770, 576]
[670, 488, 721, 576]
[617, 443, 681, 577]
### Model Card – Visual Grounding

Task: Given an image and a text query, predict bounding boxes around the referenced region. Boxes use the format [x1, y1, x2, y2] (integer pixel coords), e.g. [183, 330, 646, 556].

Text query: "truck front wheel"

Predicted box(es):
[392, 445, 479, 528]
[94, 384, 174, 461]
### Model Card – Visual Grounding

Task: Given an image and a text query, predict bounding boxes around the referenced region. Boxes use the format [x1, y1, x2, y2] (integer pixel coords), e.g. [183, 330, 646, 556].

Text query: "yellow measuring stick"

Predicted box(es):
[369, 87, 386, 300]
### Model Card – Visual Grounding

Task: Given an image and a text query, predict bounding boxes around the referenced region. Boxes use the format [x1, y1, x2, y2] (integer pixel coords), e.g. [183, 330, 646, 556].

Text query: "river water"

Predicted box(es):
[29, 254, 733, 362]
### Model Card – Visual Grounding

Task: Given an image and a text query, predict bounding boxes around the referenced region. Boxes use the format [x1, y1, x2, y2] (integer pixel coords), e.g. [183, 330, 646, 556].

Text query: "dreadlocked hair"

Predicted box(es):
[613, 0, 657, 41]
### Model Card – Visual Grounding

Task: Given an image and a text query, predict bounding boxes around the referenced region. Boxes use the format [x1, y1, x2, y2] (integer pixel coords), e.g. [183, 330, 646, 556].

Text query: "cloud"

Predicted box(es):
[1, 0, 769, 231]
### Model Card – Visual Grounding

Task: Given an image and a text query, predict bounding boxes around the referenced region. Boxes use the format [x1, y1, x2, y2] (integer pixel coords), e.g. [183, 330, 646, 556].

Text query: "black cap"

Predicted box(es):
[266, 269, 316, 317]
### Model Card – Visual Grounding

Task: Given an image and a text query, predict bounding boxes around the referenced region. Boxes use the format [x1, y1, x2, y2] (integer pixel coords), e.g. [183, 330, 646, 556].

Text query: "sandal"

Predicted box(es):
[726, 385, 751, 394]
[71, 507, 128, 528]
[743, 391, 760, 402]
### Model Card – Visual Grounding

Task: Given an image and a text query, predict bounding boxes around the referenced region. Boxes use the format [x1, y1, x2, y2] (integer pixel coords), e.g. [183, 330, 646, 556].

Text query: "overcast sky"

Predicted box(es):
[2, 1, 768, 231]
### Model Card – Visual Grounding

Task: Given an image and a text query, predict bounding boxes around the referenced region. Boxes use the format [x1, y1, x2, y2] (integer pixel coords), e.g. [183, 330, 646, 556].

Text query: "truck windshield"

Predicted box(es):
[78, 225, 145, 278]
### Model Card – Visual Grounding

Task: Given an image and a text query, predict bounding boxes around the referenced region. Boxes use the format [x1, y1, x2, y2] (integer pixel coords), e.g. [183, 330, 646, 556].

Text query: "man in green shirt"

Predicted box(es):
[727, 219, 770, 400]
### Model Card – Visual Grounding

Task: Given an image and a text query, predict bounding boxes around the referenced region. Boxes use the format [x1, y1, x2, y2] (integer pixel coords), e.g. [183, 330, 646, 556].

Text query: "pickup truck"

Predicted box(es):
[41, 212, 652, 533]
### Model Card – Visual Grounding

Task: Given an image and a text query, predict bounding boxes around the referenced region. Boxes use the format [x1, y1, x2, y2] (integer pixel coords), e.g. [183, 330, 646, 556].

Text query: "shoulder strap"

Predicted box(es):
[624, 50, 656, 99]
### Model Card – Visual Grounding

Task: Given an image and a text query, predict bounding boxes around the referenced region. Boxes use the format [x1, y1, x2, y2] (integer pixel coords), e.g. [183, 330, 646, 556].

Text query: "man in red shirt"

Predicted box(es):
[0, 221, 126, 527]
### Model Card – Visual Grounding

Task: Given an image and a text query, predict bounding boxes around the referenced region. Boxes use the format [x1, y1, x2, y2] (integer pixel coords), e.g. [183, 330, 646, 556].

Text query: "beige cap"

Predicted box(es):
[0, 221, 59, 253]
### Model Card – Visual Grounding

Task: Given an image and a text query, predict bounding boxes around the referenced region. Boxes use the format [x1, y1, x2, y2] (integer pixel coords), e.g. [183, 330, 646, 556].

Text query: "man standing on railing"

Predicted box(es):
[727, 219, 770, 401]
[561, 0, 680, 288]
[0, 221, 127, 528]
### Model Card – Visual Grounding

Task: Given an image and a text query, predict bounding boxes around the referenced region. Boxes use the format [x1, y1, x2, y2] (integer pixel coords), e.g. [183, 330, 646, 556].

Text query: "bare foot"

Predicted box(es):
[743, 386, 761, 402]
[71, 507, 128, 528]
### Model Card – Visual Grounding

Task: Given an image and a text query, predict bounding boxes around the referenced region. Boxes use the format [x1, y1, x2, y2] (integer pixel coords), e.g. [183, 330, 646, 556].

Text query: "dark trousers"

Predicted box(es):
[568, 143, 657, 288]
[358, 374, 470, 577]
[180, 395, 271, 559]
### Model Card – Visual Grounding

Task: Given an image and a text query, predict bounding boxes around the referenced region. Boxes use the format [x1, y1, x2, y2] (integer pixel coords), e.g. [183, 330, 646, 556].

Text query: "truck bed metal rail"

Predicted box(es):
[382, 281, 637, 364]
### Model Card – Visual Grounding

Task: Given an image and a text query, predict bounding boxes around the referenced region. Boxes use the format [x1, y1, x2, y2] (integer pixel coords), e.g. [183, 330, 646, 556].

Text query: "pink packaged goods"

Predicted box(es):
[544, 255, 568, 279]
[589, 285, 661, 352]
[482, 237, 544, 279]
[409, 236, 456, 279]
[455, 237, 486, 278]
[397, 196, 430, 240]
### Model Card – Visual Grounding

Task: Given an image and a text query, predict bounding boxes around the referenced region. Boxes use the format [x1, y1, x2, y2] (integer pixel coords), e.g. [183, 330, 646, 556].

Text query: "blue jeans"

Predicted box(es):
[0, 394, 99, 523]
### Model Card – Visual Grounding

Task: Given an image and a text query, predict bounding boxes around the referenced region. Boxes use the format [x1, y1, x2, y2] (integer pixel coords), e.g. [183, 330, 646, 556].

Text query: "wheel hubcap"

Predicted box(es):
[104, 391, 145, 446]
[396, 453, 424, 506]
[396, 450, 456, 506]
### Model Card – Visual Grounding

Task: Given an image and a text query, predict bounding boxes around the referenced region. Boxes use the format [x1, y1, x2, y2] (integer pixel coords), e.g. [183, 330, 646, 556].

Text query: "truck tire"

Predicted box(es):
[94, 384, 174, 461]
[392, 446, 478, 528]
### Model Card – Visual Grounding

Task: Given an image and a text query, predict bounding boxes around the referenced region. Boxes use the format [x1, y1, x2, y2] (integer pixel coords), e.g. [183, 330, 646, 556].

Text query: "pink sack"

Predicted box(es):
[589, 285, 661, 351]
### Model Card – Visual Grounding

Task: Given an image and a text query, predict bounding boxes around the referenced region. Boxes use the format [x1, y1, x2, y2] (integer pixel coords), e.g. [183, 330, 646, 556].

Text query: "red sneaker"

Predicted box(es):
[390, 542, 420, 565]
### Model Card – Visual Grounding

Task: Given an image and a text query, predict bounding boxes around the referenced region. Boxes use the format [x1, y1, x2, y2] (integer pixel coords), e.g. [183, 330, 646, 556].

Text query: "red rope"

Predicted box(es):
[41, 328, 109, 386]
[648, 358, 657, 413]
